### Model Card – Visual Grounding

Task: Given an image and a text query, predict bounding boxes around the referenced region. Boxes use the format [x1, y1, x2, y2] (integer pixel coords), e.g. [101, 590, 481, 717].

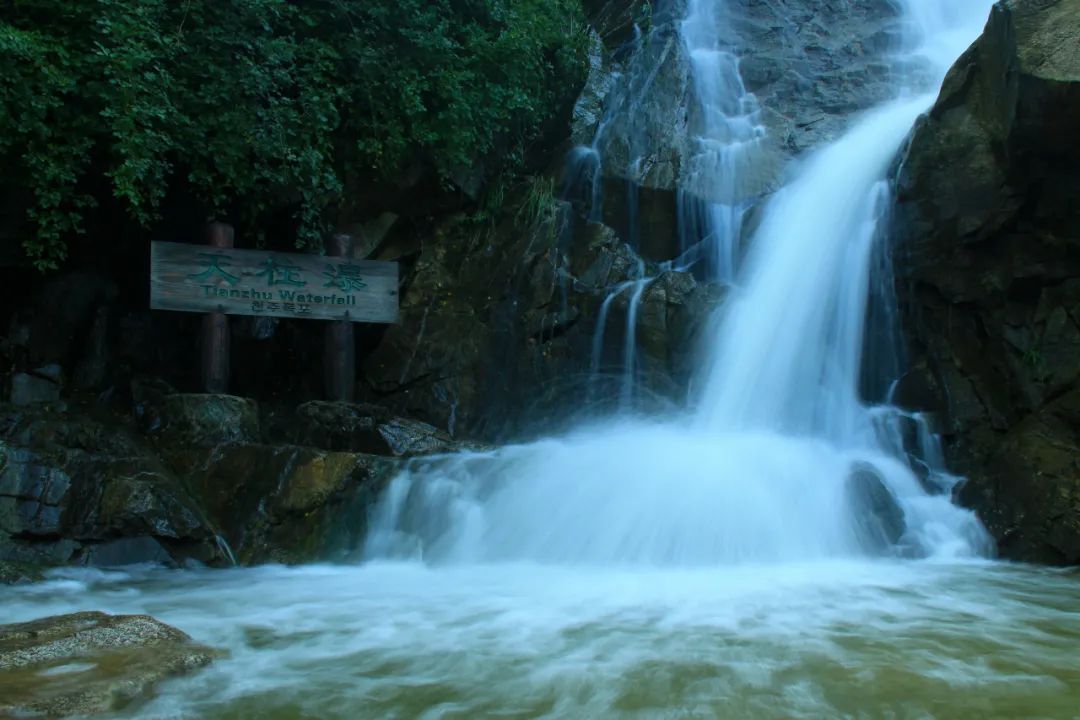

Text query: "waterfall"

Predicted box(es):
[678, 0, 768, 282]
[589, 259, 654, 410]
[365, 0, 997, 566]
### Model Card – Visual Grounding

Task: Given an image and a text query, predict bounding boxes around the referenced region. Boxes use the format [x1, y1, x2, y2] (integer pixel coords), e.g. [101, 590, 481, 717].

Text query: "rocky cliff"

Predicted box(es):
[896, 0, 1080, 563]
[572, 0, 902, 260]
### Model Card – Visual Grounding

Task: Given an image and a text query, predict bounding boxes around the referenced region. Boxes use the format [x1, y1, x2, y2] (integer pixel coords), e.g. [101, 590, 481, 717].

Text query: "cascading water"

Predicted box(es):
[588, 259, 654, 409]
[365, 0, 996, 566]
[678, 0, 769, 282]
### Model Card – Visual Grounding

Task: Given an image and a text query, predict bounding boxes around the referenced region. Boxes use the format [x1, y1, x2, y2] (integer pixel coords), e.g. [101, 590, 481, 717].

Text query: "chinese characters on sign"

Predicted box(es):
[323, 262, 368, 292]
[150, 241, 398, 324]
[256, 257, 307, 287]
[188, 253, 240, 285]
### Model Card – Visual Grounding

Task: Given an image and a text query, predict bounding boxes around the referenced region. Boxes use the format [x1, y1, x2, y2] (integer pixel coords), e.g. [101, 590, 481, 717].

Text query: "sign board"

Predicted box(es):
[150, 241, 398, 323]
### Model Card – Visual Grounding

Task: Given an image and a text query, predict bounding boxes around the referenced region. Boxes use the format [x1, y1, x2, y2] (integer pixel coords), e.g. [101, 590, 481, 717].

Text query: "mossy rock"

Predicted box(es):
[292, 401, 473, 456]
[0, 559, 46, 585]
[155, 394, 260, 448]
[175, 443, 400, 564]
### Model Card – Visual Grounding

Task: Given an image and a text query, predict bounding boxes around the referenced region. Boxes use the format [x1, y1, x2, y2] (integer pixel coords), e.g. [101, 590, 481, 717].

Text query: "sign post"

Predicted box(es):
[201, 223, 233, 393]
[150, 238, 398, 399]
[324, 234, 356, 402]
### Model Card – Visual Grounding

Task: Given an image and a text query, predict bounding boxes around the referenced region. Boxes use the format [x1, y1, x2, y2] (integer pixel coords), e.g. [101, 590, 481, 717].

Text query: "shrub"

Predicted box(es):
[0, 0, 587, 269]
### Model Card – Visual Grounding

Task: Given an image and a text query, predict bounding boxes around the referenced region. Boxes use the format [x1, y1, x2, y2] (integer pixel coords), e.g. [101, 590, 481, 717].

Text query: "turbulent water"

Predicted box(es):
[3, 563, 1079, 718]
[7, 2, 1079, 718]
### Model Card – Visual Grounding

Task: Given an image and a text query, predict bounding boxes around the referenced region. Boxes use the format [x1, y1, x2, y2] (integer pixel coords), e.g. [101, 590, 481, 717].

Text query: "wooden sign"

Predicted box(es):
[150, 241, 398, 323]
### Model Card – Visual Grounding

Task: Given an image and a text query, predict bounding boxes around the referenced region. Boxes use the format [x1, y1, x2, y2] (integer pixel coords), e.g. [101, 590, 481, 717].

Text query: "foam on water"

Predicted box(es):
[3, 562, 1078, 718]
[365, 420, 988, 565]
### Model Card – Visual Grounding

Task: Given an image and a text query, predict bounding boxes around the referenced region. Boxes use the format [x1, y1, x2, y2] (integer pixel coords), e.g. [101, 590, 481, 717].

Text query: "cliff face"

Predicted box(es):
[570, 0, 901, 262]
[896, 0, 1080, 563]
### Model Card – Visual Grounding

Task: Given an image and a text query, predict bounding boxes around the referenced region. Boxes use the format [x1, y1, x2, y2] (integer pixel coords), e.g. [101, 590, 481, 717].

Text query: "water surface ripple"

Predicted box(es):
[4, 561, 1078, 719]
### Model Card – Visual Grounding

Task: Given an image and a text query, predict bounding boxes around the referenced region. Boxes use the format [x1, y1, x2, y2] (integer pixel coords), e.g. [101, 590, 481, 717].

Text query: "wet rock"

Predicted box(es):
[956, 388, 1080, 564]
[176, 443, 400, 564]
[89, 471, 208, 543]
[572, 31, 619, 145]
[130, 376, 176, 434]
[594, 17, 692, 194]
[293, 401, 468, 457]
[80, 536, 173, 567]
[599, 270, 727, 400]
[598, 179, 681, 262]
[896, 0, 1080, 563]
[583, 0, 901, 205]
[360, 187, 728, 440]
[571, 221, 645, 289]
[0, 405, 223, 568]
[0, 442, 73, 540]
[583, 0, 647, 49]
[155, 394, 260, 447]
[10, 365, 63, 405]
[847, 463, 907, 552]
[0, 611, 219, 718]
[0, 559, 45, 585]
[1, 397, 419, 568]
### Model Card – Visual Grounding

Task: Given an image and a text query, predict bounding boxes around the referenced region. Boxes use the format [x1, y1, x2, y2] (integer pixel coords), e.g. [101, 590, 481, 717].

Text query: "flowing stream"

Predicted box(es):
[4, 2, 1080, 718]
[3, 563, 1079, 718]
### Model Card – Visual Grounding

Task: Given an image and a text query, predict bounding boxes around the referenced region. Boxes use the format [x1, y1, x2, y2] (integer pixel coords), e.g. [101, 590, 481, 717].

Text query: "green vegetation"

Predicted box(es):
[1023, 346, 1045, 371]
[517, 175, 561, 244]
[0, 0, 587, 269]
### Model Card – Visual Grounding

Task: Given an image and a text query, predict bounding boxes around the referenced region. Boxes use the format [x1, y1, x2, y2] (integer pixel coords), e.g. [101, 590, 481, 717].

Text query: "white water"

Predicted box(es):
[4, 562, 1079, 718]
[678, 0, 768, 281]
[365, 0, 996, 565]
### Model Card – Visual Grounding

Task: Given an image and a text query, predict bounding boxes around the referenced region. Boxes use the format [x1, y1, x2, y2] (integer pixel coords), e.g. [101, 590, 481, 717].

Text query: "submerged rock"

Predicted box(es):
[0, 611, 218, 718]
[896, 0, 1080, 563]
[846, 463, 906, 553]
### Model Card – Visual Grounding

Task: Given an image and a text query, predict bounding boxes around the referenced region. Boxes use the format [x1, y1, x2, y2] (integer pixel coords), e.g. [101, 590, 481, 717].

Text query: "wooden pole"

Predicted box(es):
[324, 234, 356, 402]
[201, 222, 233, 393]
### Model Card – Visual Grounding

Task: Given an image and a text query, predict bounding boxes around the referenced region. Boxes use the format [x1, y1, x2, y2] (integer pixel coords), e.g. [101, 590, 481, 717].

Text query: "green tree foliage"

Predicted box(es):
[0, 0, 587, 269]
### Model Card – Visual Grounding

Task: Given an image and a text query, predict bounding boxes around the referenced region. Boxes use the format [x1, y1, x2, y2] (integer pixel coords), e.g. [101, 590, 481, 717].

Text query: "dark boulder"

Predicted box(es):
[896, 0, 1080, 563]
[10, 365, 63, 406]
[0, 405, 224, 568]
[174, 443, 399, 564]
[153, 394, 261, 448]
[292, 401, 475, 456]
[847, 463, 907, 553]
